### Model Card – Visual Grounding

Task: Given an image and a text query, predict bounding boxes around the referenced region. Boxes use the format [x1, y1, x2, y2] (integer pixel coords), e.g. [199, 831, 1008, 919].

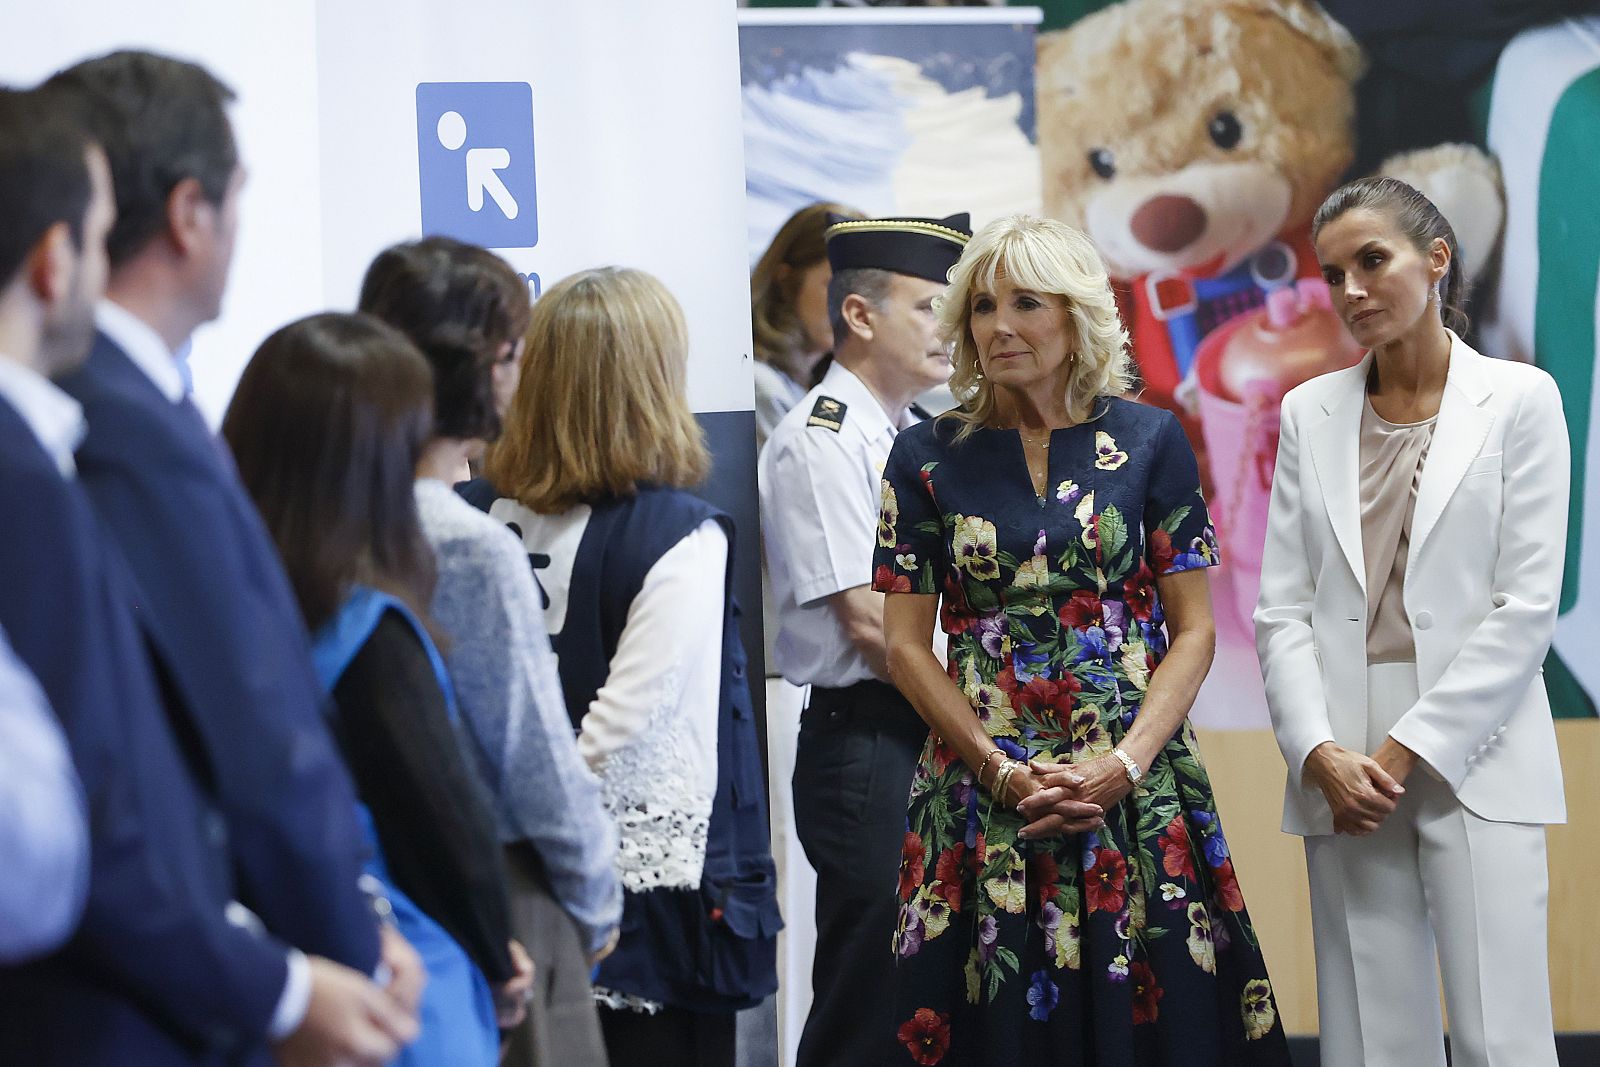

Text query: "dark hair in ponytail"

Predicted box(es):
[1312, 176, 1470, 335]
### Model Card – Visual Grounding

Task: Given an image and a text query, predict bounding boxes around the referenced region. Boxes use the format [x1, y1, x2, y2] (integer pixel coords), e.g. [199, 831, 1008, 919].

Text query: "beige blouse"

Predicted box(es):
[1359, 399, 1437, 663]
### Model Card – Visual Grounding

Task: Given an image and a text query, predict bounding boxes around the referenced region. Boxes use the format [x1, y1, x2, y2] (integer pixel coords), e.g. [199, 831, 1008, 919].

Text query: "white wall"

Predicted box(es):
[0, 0, 325, 424]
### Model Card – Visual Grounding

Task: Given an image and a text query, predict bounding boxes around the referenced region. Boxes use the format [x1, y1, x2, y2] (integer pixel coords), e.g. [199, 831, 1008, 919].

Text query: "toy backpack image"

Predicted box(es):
[1036, 0, 1504, 636]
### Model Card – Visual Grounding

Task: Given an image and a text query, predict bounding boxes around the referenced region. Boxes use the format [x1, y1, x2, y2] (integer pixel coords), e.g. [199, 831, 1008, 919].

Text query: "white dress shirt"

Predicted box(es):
[760, 360, 925, 688]
[488, 504, 725, 1014]
[96, 300, 187, 402]
[0, 356, 86, 477]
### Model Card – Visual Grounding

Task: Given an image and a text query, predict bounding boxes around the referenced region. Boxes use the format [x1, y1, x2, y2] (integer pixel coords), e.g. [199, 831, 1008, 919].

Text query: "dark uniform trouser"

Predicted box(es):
[792, 679, 927, 1067]
[600, 1004, 736, 1067]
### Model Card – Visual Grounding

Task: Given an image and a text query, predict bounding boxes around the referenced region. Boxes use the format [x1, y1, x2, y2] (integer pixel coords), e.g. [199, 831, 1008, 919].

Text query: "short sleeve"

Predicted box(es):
[872, 433, 948, 595]
[1144, 411, 1221, 576]
[764, 428, 879, 605]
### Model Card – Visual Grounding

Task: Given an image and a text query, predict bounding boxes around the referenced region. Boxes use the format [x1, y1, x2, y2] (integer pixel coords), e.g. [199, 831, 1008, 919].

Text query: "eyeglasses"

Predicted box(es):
[495, 338, 526, 368]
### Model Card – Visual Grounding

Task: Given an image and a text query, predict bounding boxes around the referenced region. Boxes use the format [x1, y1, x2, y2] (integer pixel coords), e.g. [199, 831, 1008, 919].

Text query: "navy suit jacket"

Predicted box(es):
[0, 398, 285, 1065]
[56, 331, 380, 974]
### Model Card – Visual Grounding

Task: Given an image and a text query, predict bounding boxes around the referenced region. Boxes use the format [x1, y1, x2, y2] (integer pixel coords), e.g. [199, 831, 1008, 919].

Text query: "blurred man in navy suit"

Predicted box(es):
[0, 85, 416, 1067]
[38, 51, 424, 1065]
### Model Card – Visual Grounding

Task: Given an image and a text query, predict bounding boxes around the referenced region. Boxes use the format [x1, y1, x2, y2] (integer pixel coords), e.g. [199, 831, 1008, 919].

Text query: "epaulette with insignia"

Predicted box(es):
[807, 395, 847, 433]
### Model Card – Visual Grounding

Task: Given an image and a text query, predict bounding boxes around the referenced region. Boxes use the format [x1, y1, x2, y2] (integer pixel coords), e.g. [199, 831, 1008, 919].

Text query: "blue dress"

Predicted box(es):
[872, 399, 1290, 1066]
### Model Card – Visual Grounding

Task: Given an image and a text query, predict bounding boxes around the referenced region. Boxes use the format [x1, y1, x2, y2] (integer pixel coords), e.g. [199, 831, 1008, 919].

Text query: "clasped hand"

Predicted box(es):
[1304, 741, 1409, 836]
[1010, 755, 1130, 839]
[493, 939, 536, 1029]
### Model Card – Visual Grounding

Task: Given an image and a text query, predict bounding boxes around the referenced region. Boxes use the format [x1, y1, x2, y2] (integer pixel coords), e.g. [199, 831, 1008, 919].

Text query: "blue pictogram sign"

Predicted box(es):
[416, 82, 538, 249]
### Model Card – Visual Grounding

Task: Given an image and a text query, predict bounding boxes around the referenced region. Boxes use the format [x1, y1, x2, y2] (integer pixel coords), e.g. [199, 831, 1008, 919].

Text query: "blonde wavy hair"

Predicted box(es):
[939, 214, 1132, 439]
[486, 267, 709, 513]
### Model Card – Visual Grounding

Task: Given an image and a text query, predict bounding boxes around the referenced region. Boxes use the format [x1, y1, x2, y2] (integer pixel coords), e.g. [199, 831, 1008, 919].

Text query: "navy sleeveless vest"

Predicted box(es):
[459, 480, 780, 1012]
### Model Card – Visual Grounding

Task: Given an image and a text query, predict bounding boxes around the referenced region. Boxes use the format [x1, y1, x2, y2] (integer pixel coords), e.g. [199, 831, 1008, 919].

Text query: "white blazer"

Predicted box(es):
[1255, 332, 1569, 836]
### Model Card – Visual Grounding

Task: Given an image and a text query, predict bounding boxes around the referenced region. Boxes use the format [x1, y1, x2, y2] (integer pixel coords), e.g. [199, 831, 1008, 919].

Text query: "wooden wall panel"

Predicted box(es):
[1196, 721, 1600, 1034]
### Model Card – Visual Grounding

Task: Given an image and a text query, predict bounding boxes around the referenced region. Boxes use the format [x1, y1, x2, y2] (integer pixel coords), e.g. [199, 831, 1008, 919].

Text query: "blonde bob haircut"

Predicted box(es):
[486, 266, 710, 513]
[939, 214, 1132, 440]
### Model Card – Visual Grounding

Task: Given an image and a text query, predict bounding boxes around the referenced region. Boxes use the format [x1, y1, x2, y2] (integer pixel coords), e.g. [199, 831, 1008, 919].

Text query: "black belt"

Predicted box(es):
[803, 679, 925, 736]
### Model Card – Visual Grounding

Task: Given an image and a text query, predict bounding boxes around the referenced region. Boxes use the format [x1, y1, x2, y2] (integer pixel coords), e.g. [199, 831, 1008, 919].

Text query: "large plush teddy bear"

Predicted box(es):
[1037, 0, 1501, 626]
[1040, 0, 1362, 408]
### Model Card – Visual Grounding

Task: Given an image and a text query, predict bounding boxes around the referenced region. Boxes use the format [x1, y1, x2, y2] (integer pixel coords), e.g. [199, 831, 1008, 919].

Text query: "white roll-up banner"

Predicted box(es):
[4, 0, 766, 686]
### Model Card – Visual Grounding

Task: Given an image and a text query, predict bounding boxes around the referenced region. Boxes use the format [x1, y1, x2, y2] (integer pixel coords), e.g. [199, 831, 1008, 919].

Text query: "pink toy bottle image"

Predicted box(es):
[1194, 278, 1363, 626]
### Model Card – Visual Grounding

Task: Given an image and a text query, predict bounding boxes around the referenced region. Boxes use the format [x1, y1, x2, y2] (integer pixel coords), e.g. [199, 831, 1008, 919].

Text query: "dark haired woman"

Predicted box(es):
[224, 313, 528, 1067]
[360, 237, 621, 1067]
[1256, 177, 1568, 1067]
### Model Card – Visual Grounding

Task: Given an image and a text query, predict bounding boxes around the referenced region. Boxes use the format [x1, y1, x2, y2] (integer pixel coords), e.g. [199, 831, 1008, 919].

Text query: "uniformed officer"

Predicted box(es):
[759, 212, 971, 1067]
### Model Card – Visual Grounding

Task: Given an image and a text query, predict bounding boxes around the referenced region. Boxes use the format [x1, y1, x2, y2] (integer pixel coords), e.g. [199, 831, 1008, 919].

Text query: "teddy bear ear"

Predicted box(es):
[1035, 29, 1082, 97]
[1228, 0, 1367, 83]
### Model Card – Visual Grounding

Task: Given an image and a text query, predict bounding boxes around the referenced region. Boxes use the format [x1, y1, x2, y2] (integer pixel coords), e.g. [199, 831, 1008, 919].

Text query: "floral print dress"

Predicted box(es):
[872, 399, 1290, 1066]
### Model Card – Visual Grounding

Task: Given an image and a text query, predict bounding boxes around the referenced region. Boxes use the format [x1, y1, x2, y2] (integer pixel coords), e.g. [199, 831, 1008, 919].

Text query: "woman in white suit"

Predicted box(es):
[1255, 176, 1568, 1067]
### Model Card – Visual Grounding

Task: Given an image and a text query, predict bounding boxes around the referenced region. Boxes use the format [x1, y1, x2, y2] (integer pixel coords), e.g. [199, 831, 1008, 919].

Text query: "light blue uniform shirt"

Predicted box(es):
[0, 623, 89, 962]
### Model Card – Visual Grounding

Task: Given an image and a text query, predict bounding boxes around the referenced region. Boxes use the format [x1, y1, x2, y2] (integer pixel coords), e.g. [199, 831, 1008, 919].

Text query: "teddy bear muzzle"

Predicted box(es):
[1129, 194, 1207, 254]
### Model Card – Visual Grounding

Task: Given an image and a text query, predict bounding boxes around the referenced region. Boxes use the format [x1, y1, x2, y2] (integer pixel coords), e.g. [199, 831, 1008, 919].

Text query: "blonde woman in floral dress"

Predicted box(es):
[874, 215, 1290, 1066]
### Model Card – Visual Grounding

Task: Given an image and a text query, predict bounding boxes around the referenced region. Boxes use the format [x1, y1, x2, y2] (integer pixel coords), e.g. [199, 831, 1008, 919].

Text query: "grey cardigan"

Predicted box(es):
[415, 478, 621, 954]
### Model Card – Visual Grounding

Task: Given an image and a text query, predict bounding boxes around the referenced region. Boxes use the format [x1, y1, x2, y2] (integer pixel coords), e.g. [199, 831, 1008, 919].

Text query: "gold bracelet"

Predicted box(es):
[993, 759, 1019, 800]
[1003, 759, 1022, 798]
[976, 748, 1006, 786]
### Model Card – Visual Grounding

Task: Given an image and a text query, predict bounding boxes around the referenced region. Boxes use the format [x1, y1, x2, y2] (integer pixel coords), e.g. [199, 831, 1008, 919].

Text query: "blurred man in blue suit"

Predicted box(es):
[0, 85, 416, 1067]
[38, 52, 425, 1065]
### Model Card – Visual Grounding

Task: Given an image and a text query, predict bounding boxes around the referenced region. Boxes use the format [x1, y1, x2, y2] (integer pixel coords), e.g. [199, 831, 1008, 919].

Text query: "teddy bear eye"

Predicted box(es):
[1208, 111, 1243, 150]
[1088, 148, 1116, 180]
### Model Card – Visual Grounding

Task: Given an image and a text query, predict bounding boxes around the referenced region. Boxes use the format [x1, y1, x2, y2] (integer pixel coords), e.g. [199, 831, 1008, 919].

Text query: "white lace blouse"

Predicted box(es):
[486, 501, 726, 898]
[577, 519, 725, 896]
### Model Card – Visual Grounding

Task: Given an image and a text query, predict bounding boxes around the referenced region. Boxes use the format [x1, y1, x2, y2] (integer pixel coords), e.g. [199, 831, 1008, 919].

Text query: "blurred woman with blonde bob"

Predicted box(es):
[873, 215, 1290, 1064]
[461, 267, 780, 1067]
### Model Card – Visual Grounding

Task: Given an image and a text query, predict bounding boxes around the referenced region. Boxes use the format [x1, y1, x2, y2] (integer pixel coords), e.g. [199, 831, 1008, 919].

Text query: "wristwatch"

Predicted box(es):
[1112, 747, 1143, 785]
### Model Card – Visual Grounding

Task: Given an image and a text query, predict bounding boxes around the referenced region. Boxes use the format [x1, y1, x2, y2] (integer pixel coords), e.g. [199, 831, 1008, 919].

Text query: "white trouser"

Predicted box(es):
[1303, 661, 1557, 1067]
